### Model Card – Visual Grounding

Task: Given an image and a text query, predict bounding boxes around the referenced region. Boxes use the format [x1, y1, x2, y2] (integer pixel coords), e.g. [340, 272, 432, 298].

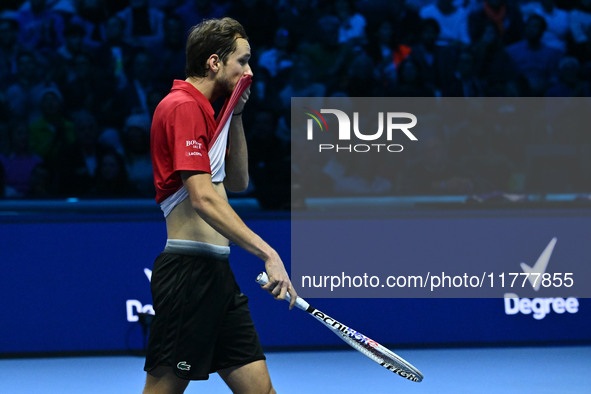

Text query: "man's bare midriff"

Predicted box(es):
[164, 182, 230, 246]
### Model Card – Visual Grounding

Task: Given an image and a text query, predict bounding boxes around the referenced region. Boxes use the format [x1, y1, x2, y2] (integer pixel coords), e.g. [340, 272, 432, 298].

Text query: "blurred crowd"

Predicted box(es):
[0, 0, 590, 207]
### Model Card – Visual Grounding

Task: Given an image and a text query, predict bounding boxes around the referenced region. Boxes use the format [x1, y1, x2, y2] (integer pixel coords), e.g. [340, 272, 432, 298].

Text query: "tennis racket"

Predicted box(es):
[256, 272, 424, 382]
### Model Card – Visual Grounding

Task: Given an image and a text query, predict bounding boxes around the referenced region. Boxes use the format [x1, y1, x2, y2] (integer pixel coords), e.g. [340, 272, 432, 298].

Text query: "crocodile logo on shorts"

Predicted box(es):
[177, 361, 191, 371]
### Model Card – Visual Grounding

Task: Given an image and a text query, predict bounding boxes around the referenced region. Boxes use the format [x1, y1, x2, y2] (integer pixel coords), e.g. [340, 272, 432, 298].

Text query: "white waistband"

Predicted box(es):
[164, 239, 230, 257]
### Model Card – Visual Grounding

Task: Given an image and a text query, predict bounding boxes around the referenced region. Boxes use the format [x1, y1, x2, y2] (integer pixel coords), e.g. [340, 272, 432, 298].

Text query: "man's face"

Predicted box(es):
[217, 37, 253, 95]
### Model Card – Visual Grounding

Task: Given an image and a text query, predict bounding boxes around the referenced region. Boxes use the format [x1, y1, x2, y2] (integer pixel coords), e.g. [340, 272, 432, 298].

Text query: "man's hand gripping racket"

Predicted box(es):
[256, 272, 424, 383]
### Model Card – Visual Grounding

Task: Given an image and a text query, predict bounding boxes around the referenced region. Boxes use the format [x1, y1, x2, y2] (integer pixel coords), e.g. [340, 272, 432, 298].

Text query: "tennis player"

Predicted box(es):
[143, 17, 297, 394]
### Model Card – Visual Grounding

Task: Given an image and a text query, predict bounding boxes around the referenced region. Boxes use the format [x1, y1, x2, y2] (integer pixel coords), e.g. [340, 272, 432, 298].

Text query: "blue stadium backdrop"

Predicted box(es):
[0, 201, 589, 355]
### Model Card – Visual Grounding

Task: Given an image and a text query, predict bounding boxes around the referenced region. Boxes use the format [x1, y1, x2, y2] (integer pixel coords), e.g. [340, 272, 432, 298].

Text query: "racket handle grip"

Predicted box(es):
[256, 272, 310, 311]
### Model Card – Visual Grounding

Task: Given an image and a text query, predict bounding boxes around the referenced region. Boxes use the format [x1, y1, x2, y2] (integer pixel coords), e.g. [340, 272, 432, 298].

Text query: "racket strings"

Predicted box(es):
[337, 331, 423, 382]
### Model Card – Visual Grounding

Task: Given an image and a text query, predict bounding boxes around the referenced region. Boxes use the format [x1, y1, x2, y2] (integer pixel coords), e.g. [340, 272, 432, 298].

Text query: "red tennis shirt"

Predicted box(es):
[151, 80, 215, 204]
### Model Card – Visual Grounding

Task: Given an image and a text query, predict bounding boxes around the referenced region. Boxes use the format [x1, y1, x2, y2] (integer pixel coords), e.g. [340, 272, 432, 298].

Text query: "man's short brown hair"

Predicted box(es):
[185, 17, 248, 78]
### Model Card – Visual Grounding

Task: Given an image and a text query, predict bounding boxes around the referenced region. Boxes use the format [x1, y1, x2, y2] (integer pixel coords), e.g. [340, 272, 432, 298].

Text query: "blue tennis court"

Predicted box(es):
[1, 346, 589, 393]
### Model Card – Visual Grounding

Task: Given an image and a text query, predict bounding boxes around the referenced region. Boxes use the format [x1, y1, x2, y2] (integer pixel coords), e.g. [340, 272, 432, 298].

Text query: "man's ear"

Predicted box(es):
[207, 54, 220, 73]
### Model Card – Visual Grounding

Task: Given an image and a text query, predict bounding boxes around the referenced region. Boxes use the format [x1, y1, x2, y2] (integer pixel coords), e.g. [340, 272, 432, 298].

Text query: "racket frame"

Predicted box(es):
[256, 272, 423, 382]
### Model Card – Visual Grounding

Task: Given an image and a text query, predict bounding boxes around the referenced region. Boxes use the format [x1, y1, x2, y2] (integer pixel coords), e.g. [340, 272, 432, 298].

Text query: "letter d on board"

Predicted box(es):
[126, 299, 142, 322]
[504, 293, 519, 315]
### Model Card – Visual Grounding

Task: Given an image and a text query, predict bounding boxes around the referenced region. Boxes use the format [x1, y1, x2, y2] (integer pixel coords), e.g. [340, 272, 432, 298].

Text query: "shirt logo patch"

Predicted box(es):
[185, 140, 204, 157]
[186, 140, 203, 149]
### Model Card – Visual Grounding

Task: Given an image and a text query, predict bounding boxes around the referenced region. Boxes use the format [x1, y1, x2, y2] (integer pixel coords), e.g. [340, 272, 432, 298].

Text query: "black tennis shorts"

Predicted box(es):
[144, 240, 265, 380]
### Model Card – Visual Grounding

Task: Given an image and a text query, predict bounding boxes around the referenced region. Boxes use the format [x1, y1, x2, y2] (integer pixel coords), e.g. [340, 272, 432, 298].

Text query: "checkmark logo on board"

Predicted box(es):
[519, 237, 557, 291]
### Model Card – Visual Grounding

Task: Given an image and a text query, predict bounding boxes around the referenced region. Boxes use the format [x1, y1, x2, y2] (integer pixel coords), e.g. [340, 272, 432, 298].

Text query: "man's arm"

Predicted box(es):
[224, 112, 249, 192]
[181, 171, 297, 307]
[224, 87, 250, 192]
